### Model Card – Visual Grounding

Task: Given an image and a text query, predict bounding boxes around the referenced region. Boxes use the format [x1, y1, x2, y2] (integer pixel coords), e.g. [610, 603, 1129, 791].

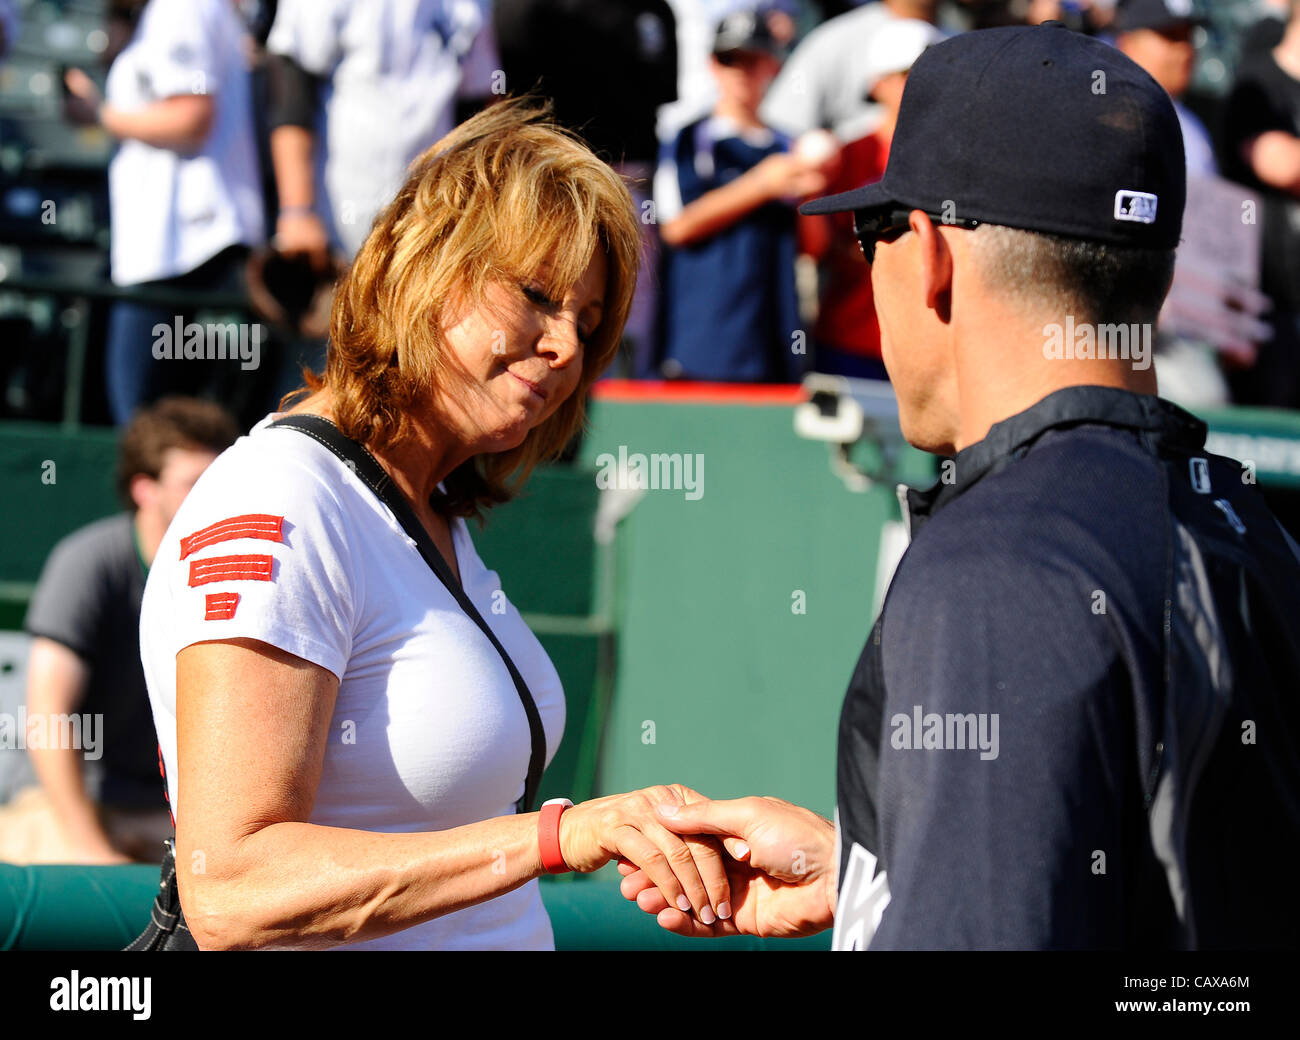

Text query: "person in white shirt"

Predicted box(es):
[139, 98, 736, 950]
[265, 0, 500, 264]
[64, 0, 265, 425]
[759, 0, 939, 141]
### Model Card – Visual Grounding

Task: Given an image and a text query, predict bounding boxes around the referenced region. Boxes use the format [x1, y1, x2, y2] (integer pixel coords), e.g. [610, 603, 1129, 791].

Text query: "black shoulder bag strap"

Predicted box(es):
[268, 413, 547, 814]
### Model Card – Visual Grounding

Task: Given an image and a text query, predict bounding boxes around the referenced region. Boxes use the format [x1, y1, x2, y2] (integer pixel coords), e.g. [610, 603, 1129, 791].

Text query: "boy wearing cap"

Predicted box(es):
[621, 23, 1300, 950]
[651, 11, 828, 382]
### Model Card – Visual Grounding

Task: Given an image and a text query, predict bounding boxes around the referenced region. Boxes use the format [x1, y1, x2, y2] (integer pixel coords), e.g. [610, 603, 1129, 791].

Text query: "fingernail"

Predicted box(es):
[735, 841, 750, 858]
[700, 905, 716, 925]
[717, 901, 731, 920]
[657, 803, 679, 817]
[676, 894, 691, 912]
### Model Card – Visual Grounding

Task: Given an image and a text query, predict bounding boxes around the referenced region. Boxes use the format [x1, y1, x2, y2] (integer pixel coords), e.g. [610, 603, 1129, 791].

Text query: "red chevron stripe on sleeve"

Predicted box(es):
[187, 554, 274, 586]
[204, 591, 241, 620]
[180, 514, 284, 560]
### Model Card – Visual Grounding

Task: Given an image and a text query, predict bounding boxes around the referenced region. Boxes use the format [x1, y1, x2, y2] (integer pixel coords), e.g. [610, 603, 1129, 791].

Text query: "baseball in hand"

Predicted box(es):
[795, 130, 840, 167]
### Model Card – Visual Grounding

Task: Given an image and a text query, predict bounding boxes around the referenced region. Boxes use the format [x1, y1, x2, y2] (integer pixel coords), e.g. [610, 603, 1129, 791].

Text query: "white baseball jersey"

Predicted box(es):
[266, 0, 499, 256]
[104, 0, 264, 285]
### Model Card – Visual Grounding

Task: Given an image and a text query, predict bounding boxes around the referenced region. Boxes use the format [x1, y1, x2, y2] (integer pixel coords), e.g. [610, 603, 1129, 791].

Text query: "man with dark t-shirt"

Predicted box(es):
[4, 398, 236, 864]
[1223, 0, 1300, 408]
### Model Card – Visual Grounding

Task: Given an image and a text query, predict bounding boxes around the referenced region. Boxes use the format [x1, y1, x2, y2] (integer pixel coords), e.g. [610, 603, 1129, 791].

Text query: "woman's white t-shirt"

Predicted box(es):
[139, 413, 566, 950]
[105, 0, 264, 285]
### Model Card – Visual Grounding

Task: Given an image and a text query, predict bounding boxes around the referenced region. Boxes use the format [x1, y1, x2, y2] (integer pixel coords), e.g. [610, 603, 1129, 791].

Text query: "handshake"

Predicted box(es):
[555, 785, 837, 939]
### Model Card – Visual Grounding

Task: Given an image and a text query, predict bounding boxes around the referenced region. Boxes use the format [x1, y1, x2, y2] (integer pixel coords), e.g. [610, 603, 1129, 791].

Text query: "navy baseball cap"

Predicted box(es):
[1115, 0, 1206, 34]
[713, 11, 782, 57]
[800, 23, 1186, 250]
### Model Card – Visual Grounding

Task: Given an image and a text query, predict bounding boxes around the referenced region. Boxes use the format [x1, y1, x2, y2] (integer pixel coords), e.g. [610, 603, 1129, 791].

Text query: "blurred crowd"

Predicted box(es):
[1, 0, 1299, 432]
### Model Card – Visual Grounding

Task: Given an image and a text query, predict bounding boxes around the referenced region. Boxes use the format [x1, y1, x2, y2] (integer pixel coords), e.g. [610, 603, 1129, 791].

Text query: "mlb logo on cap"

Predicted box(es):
[1115, 189, 1158, 225]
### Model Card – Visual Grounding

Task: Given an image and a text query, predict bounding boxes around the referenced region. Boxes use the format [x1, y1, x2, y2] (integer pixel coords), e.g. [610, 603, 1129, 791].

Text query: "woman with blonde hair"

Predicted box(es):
[137, 98, 732, 950]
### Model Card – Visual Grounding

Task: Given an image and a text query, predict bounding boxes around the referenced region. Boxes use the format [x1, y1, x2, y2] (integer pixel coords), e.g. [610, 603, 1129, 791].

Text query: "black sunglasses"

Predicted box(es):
[852, 207, 981, 264]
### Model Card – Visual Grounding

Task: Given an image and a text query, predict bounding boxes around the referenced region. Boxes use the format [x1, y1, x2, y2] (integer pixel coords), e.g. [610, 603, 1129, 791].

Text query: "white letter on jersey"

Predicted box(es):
[831, 815, 891, 950]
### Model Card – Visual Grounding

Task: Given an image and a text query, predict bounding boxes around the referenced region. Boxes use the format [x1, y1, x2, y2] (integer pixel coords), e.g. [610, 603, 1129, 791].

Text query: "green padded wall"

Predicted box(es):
[0, 865, 830, 950]
[576, 395, 932, 818]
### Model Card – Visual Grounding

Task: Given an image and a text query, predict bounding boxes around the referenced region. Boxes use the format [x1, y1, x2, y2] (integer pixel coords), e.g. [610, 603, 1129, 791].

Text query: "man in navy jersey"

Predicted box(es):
[618, 22, 1300, 950]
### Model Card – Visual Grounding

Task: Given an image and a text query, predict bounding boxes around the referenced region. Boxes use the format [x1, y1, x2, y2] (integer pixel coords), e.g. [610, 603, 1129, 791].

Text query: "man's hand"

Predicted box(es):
[558, 784, 735, 925]
[616, 795, 836, 938]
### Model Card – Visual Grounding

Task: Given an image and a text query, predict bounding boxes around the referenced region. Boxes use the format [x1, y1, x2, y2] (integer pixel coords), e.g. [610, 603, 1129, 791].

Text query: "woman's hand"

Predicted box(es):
[616, 795, 837, 938]
[559, 784, 735, 925]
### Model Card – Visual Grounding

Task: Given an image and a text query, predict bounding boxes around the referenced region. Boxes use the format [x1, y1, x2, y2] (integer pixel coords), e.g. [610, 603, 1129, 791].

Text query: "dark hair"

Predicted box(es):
[117, 397, 240, 507]
[972, 224, 1177, 327]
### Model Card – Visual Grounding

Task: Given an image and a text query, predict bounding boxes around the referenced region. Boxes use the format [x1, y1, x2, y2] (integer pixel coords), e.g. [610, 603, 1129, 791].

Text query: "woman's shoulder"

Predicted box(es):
[217, 413, 349, 487]
[173, 413, 356, 536]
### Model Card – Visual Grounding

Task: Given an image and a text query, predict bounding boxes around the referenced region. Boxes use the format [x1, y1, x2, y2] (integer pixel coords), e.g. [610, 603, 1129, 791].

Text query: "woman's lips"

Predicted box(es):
[509, 371, 547, 401]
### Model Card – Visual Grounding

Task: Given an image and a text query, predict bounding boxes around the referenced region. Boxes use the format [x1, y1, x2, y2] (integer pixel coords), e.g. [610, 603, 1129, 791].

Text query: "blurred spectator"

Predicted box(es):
[760, 0, 939, 141]
[1243, 0, 1290, 59]
[658, 0, 797, 141]
[653, 11, 827, 381]
[0, 398, 237, 865]
[1223, 0, 1300, 408]
[1115, 1, 1229, 408]
[496, 0, 676, 168]
[1024, 0, 1116, 29]
[266, 0, 499, 262]
[1115, 0, 1217, 176]
[801, 17, 941, 379]
[0, 0, 16, 60]
[496, 0, 678, 375]
[63, 0, 265, 426]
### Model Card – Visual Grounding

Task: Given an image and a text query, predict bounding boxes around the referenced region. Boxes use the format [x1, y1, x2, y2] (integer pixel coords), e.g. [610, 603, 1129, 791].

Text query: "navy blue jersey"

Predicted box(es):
[656, 116, 801, 382]
[833, 386, 1300, 950]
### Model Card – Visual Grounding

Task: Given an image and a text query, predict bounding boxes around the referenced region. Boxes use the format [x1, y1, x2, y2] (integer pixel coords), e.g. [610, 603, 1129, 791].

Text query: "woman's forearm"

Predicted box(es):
[101, 94, 214, 153]
[180, 811, 547, 950]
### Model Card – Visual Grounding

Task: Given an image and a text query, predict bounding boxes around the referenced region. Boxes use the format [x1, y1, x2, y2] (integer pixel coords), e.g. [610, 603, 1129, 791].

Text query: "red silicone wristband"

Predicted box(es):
[539, 802, 571, 874]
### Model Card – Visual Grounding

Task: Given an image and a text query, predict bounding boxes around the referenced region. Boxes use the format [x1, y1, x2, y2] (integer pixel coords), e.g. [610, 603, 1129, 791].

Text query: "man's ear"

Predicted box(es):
[909, 209, 953, 323]
[128, 472, 155, 514]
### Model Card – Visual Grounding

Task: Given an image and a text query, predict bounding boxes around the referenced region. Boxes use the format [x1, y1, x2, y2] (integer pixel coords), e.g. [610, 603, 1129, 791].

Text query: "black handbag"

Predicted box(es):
[123, 837, 198, 950]
[125, 412, 548, 951]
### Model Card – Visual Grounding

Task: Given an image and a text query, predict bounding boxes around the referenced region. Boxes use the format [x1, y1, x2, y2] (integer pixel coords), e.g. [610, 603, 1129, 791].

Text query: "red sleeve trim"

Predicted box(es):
[187, 554, 275, 586]
[180, 514, 285, 560]
[203, 591, 241, 620]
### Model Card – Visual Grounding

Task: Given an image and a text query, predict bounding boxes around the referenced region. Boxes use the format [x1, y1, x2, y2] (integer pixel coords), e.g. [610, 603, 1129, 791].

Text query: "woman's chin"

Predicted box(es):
[479, 417, 533, 455]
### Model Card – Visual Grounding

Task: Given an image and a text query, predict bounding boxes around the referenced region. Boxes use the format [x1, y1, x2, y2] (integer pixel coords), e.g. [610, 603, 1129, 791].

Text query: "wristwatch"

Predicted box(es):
[538, 797, 574, 874]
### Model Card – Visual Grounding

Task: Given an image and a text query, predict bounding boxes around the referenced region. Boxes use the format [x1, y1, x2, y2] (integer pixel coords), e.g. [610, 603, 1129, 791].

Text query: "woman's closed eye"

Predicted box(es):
[522, 283, 594, 346]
